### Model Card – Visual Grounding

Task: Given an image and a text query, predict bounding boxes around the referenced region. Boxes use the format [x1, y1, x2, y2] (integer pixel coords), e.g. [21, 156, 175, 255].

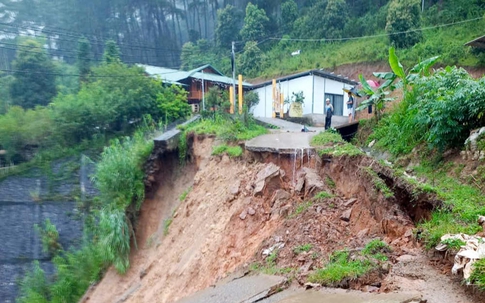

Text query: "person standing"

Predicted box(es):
[325, 98, 333, 130]
[347, 92, 354, 123]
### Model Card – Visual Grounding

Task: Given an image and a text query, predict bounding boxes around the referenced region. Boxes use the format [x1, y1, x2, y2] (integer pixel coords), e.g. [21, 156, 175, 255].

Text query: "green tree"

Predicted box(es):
[244, 91, 260, 111]
[280, 0, 299, 34]
[0, 74, 14, 114]
[322, 0, 349, 39]
[386, 0, 422, 48]
[10, 40, 57, 109]
[103, 40, 121, 64]
[206, 86, 227, 111]
[156, 84, 191, 125]
[52, 64, 163, 143]
[180, 40, 217, 70]
[0, 106, 54, 162]
[238, 41, 265, 78]
[240, 2, 270, 43]
[291, 0, 327, 38]
[216, 5, 242, 48]
[77, 37, 92, 84]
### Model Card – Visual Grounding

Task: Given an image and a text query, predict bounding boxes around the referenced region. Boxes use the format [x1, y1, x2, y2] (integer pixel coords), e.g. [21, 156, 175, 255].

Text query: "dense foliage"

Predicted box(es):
[356, 52, 485, 289]
[17, 128, 154, 302]
[369, 66, 485, 154]
[0, 41, 191, 165]
[10, 40, 57, 109]
[385, 0, 422, 48]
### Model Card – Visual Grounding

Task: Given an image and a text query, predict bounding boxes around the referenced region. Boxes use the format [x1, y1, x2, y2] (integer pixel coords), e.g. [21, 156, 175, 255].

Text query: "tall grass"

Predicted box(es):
[18, 126, 154, 301]
[185, 113, 267, 142]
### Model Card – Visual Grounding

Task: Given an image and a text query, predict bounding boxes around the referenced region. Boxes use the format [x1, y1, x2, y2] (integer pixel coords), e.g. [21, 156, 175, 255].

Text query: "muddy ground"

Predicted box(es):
[81, 135, 484, 303]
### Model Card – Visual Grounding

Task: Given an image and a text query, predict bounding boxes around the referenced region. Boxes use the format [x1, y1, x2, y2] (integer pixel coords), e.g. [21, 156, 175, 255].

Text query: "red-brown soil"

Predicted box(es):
[81, 136, 482, 303]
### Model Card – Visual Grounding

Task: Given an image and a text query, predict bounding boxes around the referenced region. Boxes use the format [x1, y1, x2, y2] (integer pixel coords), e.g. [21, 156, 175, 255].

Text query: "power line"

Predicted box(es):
[0, 22, 182, 53]
[0, 67, 184, 78]
[267, 17, 482, 42]
[0, 35, 181, 63]
[0, 45, 181, 68]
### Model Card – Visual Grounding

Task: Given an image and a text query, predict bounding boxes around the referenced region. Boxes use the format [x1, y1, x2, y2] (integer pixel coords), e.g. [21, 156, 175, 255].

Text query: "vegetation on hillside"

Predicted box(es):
[355, 48, 485, 289]
[178, 0, 485, 79]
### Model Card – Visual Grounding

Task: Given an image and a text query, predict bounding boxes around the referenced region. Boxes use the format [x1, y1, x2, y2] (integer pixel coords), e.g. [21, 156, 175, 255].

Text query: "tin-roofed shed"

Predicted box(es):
[138, 64, 252, 112]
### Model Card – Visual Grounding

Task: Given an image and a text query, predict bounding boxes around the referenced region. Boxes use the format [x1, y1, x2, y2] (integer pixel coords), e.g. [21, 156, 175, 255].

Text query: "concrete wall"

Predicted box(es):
[0, 160, 94, 303]
[252, 74, 355, 118]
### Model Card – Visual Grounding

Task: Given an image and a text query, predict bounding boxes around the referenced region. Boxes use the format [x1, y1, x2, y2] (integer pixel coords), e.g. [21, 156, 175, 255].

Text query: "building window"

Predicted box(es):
[325, 93, 344, 116]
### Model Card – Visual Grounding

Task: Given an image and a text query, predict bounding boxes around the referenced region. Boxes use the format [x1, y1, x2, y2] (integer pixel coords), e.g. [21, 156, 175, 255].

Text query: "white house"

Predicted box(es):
[250, 69, 358, 118]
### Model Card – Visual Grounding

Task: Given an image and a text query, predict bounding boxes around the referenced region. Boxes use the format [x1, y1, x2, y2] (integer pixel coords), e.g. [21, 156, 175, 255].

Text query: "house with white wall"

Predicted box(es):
[250, 69, 358, 118]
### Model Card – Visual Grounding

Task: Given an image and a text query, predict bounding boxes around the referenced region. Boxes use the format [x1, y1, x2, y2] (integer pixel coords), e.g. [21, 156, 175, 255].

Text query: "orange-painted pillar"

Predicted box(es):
[238, 75, 243, 114]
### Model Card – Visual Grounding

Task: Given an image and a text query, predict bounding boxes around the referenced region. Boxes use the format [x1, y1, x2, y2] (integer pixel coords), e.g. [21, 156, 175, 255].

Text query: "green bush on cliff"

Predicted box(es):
[93, 129, 153, 273]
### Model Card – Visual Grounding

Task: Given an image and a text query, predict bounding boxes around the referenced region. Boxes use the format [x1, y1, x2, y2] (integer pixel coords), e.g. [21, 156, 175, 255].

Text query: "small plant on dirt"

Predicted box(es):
[311, 130, 363, 157]
[308, 250, 371, 286]
[163, 217, 173, 236]
[441, 238, 466, 251]
[364, 167, 394, 198]
[178, 131, 188, 164]
[291, 200, 313, 218]
[294, 244, 313, 254]
[362, 239, 390, 261]
[469, 259, 485, 290]
[325, 176, 336, 189]
[250, 249, 295, 276]
[314, 191, 334, 200]
[179, 186, 191, 202]
[34, 219, 62, 255]
[212, 144, 243, 158]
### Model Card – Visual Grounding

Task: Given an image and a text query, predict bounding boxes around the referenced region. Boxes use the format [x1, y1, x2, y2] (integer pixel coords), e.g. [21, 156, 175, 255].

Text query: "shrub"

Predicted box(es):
[34, 219, 62, 256]
[93, 129, 153, 273]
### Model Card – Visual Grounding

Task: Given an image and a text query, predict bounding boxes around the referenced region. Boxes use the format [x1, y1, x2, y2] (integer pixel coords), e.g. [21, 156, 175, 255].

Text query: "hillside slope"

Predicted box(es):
[81, 134, 481, 303]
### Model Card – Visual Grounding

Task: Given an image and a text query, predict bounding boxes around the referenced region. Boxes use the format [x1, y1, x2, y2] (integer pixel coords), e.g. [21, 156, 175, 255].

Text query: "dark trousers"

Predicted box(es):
[325, 117, 332, 130]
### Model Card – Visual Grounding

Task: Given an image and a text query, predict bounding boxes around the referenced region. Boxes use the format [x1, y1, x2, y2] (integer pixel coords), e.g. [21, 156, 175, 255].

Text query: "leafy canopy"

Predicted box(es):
[10, 39, 57, 109]
[240, 3, 269, 43]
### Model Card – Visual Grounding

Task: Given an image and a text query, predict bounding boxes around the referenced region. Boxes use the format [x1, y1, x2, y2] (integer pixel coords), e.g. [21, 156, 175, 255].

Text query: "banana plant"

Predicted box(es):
[357, 73, 395, 121]
[357, 47, 439, 121]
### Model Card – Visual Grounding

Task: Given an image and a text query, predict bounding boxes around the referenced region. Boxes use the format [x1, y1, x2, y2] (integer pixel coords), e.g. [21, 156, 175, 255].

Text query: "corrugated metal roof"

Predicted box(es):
[138, 64, 252, 87]
[465, 35, 485, 49]
[137, 64, 188, 85]
[250, 69, 358, 89]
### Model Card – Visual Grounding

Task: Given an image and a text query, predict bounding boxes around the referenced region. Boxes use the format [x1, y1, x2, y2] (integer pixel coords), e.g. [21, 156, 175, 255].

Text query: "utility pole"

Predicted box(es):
[202, 70, 205, 111]
[232, 41, 236, 112]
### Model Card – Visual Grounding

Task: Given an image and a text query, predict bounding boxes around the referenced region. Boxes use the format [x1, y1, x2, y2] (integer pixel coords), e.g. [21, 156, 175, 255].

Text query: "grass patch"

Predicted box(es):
[250, 249, 295, 275]
[291, 200, 313, 218]
[363, 167, 394, 198]
[163, 218, 173, 236]
[314, 191, 334, 200]
[185, 114, 267, 142]
[212, 144, 243, 157]
[311, 132, 363, 157]
[291, 191, 334, 218]
[308, 250, 371, 285]
[294, 244, 313, 254]
[308, 239, 390, 286]
[179, 186, 191, 202]
[325, 176, 336, 189]
[470, 259, 485, 290]
[362, 239, 390, 261]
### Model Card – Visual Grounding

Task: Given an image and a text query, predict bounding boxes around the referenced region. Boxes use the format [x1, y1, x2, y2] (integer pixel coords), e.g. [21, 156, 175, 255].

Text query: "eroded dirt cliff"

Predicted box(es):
[81, 135, 481, 303]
